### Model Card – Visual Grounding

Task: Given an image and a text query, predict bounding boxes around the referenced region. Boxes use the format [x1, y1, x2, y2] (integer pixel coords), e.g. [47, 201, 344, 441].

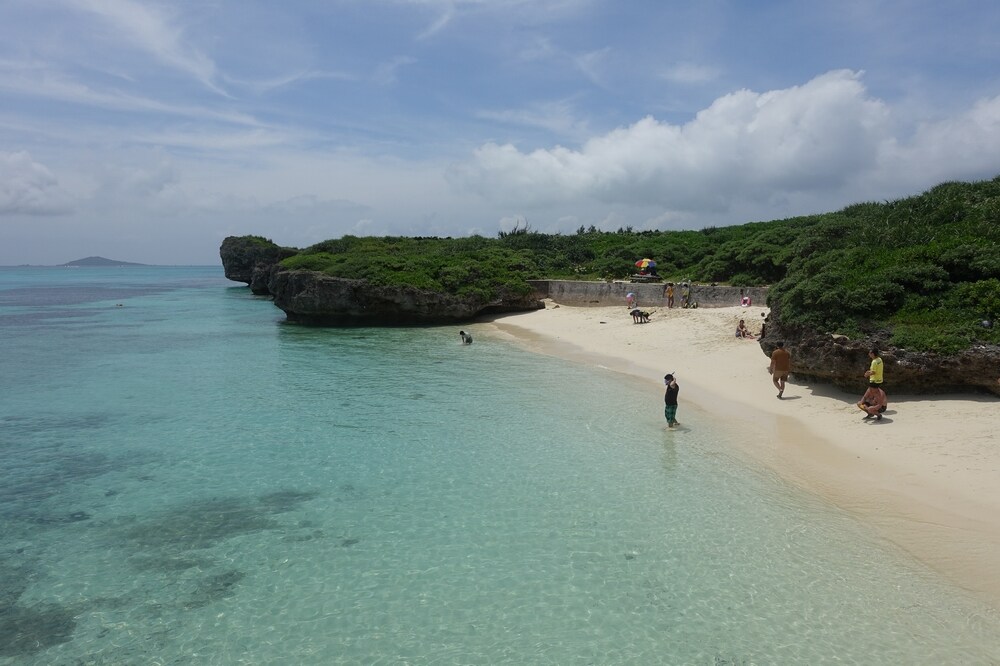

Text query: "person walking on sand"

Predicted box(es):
[769, 341, 791, 399]
[663, 373, 680, 428]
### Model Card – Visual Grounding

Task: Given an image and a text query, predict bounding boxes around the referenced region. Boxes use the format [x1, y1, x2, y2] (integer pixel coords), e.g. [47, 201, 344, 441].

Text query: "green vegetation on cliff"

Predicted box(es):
[770, 179, 1000, 353]
[275, 176, 1000, 353]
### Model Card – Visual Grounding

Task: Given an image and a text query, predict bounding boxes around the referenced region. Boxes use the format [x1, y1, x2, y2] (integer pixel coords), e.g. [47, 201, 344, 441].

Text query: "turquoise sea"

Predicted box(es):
[2, 265, 999, 665]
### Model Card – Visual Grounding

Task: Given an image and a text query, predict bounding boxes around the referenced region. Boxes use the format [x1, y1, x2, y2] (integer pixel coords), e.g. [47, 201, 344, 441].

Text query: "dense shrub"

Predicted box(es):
[277, 176, 1000, 353]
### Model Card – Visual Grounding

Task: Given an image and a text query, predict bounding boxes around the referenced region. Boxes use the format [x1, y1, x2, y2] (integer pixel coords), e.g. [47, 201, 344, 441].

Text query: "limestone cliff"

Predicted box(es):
[219, 236, 298, 295]
[220, 235, 543, 324]
[760, 303, 1000, 396]
[268, 270, 542, 325]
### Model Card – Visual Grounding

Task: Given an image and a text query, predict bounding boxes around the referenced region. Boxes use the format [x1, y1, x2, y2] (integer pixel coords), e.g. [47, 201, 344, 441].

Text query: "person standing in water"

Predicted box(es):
[459, 330, 473, 344]
[663, 373, 680, 428]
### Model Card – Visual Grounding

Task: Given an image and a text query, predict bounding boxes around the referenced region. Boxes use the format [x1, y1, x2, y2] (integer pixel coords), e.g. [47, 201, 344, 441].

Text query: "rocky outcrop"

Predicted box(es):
[219, 232, 999, 391]
[220, 235, 542, 323]
[268, 270, 543, 325]
[219, 236, 298, 295]
[760, 309, 1000, 396]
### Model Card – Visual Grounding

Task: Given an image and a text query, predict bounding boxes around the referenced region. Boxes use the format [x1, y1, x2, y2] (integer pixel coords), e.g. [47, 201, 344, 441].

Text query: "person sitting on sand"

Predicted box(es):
[736, 319, 755, 339]
[857, 385, 886, 420]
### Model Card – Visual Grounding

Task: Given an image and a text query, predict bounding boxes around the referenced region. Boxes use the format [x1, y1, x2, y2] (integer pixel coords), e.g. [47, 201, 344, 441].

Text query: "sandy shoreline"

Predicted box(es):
[485, 301, 1000, 607]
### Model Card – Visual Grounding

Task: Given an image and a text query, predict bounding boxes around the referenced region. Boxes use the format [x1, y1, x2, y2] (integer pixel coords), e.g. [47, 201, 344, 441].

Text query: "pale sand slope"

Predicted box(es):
[486, 301, 1000, 606]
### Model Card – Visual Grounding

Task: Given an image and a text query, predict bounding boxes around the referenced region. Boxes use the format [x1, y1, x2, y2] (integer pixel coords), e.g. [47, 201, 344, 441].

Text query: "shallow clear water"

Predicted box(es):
[2, 266, 999, 665]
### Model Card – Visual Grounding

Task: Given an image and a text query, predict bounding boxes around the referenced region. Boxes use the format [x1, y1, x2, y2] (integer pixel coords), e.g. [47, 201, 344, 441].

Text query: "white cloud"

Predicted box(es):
[415, 3, 456, 39]
[389, 0, 597, 39]
[0, 59, 260, 126]
[0, 151, 73, 215]
[660, 62, 720, 85]
[888, 93, 1000, 185]
[90, 159, 180, 202]
[374, 56, 418, 86]
[67, 0, 226, 95]
[450, 70, 895, 212]
[476, 99, 590, 140]
[573, 47, 611, 87]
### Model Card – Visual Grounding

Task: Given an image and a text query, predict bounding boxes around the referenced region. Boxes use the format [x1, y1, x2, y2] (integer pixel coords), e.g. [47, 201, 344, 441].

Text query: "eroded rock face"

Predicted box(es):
[760, 313, 1000, 396]
[220, 235, 543, 322]
[219, 236, 297, 295]
[268, 271, 544, 326]
[268, 270, 542, 325]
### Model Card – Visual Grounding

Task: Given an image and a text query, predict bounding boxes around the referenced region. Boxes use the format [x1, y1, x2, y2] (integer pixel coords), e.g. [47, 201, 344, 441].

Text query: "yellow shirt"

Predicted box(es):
[869, 357, 884, 384]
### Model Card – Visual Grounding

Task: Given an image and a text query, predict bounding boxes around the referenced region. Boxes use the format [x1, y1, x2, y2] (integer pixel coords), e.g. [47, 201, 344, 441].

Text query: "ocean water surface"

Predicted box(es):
[2, 265, 999, 665]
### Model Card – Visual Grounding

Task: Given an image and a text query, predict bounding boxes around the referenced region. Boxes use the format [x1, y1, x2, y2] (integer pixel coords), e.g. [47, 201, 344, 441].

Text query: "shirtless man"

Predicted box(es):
[769, 341, 791, 399]
[857, 385, 887, 420]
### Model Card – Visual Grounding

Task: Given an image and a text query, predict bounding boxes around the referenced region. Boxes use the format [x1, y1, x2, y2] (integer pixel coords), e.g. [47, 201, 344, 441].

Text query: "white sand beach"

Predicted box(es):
[488, 301, 1000, 606]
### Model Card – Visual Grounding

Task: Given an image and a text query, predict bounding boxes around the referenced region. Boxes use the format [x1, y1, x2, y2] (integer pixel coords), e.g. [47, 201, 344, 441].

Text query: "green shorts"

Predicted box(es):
[664, 404, 678, 423]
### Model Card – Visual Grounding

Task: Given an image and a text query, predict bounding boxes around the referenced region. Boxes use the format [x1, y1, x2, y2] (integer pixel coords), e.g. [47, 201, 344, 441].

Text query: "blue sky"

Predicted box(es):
[2, 0, 999, 265]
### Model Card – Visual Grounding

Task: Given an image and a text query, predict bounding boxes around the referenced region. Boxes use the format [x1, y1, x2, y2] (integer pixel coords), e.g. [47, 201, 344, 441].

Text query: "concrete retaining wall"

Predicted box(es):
[527, 280, 768, 309]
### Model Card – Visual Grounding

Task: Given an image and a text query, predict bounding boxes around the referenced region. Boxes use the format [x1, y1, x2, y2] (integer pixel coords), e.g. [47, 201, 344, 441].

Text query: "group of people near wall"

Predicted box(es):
[662, 282, 694, 308]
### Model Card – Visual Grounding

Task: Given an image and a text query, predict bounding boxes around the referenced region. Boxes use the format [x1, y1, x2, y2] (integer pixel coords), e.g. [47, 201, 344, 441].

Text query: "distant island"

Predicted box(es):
[61, 256, 146, 267]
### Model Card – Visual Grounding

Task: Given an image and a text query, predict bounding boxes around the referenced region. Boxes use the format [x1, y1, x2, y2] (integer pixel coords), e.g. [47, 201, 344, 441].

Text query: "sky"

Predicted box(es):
[2, 1, 1000, 265]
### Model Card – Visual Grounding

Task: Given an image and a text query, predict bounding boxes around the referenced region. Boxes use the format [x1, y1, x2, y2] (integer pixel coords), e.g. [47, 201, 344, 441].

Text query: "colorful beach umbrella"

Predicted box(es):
[635, 258, 656, 269]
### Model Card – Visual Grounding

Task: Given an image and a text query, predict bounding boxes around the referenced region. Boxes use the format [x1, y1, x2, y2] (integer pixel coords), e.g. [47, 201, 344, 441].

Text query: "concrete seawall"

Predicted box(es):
[527, 280, 768, 309]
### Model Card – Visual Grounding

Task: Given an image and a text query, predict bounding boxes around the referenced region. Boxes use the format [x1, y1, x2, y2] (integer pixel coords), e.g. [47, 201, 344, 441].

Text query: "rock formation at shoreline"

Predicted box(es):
[269, 270, 542, 325]
[760, 305, 1000, 396]
[220, 236, 298, 295]
[221, 234, 998, 394]
[220, 236, 543, 324]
